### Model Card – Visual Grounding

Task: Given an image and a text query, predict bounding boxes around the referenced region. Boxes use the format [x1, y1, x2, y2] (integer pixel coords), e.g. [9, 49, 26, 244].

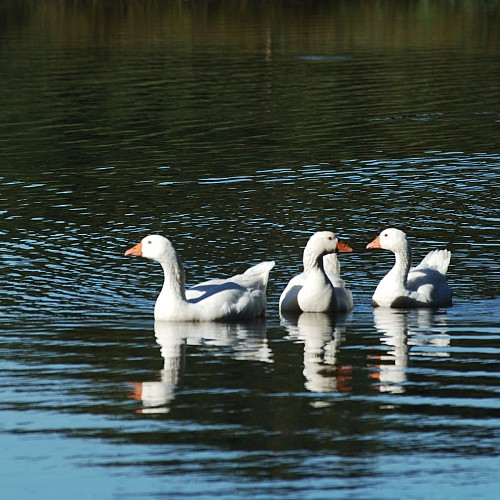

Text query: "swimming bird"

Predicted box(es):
[279, 231, 353, 313]
[125, 235, 275, 321]
[366, 228, 452, 308]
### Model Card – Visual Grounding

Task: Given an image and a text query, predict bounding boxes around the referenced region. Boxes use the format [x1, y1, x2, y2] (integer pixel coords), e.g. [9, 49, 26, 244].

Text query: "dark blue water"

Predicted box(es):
[1, 1, 499, 498]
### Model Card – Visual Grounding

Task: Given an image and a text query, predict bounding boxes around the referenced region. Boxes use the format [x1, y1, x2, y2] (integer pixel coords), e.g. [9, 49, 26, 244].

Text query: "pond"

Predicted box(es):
[1, 1, 499, 498]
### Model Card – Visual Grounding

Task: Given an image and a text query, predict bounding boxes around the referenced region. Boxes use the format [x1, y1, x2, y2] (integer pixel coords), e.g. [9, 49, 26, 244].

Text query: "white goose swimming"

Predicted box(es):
[366, 228, 452, 308]
[125, 235, 275, 321]
[279, 231, 353, 313]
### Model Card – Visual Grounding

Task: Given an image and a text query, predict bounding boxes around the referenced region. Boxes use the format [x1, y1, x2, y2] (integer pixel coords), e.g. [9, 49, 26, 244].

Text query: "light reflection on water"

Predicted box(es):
[131, 320, 272, 414]
[2, 151, 497, 322]
[1, 300, 500, 496]
[281, 312, 353, 394]
[1, 0, 500, 497]
[1, 148, 499, 497]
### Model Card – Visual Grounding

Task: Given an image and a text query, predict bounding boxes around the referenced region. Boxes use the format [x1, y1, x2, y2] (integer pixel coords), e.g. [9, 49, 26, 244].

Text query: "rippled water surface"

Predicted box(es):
[1, 1, 499, 498]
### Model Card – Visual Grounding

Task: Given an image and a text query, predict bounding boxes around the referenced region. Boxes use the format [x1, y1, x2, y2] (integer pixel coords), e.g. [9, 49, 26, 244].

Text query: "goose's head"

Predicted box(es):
[366, 228, 408, 253]
[125, 234, 176, 262]
[307, 231, 353, 256]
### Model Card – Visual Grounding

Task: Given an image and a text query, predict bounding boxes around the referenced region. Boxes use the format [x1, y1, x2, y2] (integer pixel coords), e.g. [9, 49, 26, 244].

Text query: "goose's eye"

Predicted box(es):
[147, 240, 152, 244]
[328, 236, 333, 240]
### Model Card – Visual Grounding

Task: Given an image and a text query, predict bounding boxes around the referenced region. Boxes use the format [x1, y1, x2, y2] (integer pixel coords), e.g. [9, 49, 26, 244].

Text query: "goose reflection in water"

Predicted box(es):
[369, 308, 450, 394]
[281, 312, 352, 393]
[129, 320, 271, 414]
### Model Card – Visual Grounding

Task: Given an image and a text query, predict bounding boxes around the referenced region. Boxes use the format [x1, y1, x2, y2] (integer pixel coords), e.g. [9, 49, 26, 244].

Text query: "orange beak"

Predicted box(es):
[366, 235, 381, 250]
[337, 239, 353, 253]
[125, 241, 143, 257]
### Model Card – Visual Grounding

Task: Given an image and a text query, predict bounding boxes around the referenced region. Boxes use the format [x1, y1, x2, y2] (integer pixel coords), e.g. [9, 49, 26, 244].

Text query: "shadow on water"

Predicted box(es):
[280, 311, 354, 394]
[130, 319, 272, 414]
[2, 297, 500, 495]
[369, 307, 451, 394]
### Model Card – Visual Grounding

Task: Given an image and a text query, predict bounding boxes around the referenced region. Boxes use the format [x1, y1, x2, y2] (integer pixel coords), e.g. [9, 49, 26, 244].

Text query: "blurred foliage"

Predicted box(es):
[0, 0, 498, 51]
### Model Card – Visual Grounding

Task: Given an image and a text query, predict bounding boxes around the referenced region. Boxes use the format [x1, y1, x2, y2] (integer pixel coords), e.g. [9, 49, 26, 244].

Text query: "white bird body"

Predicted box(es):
[367, 228, 452, 308]
[324, 253, 354, 312]
[279, 231, 353, 313]
[125, 235, 275, 322]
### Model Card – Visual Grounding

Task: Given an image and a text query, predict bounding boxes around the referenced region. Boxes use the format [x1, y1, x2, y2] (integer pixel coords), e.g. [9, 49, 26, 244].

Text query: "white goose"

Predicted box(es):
[323, 252, 354, 312]
[366, 228, 452, 308]
[279, 231, 353, 313]
[125, 235, 275, 321]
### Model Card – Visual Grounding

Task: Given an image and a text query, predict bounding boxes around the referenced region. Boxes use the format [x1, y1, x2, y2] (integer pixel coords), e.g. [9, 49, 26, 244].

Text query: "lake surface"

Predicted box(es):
[1, 1, 499, 498]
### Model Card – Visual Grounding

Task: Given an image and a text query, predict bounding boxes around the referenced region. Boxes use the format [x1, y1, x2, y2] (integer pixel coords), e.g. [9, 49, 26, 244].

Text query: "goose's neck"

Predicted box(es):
[303, 247, 326, 275]
[159, 251, 186, 300]
[300, 245, 336, 312]
[389, 243, 412, 288]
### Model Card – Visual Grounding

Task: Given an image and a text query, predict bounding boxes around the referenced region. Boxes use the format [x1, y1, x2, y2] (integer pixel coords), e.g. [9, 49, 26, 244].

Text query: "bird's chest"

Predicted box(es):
[297, 274, 335, 312]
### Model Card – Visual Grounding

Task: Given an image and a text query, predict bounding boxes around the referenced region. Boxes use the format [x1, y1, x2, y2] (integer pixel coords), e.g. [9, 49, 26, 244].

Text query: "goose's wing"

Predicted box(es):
[279, 272, 305, 312]
[187, 261, 275, 298]
[406, 250, 453, 306]
[413, 249, 451, 275]
[324, 254, 353, 311]
[233, 261, 276, 289]
[323, 253, 341, 277]
[334, 287, 354, 312]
